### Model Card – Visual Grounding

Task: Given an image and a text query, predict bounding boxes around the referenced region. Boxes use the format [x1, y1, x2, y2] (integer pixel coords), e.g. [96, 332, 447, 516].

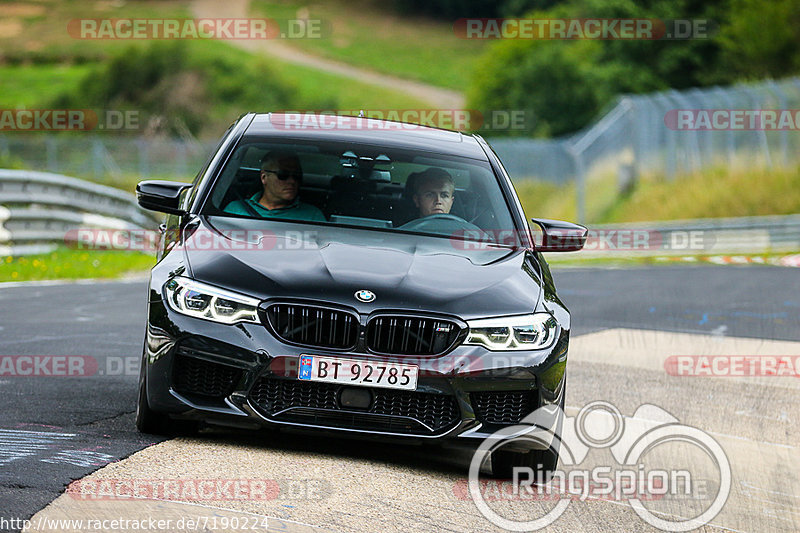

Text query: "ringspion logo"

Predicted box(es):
[467, 401, 731, 531]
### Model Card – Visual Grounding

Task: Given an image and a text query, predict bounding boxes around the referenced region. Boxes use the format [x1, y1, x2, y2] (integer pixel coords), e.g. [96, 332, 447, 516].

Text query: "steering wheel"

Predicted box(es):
[398, 213, 489, 238]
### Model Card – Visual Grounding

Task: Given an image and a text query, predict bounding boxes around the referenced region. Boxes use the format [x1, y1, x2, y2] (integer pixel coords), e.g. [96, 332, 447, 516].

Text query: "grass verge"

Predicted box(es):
[1, 247, 154, 282]
[0, 64, 92, 108]
[516, 164, 800, 225]
[0, 0, 191, 60]
[546, 251, 800, 268]
[250, 0, 485, 90]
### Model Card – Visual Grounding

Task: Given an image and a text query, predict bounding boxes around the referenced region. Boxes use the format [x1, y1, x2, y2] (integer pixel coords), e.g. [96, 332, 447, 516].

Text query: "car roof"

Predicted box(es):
[244, 113, 490, 160]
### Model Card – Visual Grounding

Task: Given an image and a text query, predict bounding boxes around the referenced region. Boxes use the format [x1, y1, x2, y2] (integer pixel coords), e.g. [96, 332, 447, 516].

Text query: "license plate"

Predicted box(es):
[297, 355, 418, 391]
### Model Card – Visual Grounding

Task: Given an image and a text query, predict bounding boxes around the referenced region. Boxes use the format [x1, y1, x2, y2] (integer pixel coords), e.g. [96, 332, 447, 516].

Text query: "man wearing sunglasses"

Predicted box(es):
[225, 150, 326, 221]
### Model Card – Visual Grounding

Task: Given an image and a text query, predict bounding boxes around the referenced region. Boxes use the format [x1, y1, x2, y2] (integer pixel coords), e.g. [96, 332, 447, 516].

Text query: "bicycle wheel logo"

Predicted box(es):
[468, 401, 731, 531]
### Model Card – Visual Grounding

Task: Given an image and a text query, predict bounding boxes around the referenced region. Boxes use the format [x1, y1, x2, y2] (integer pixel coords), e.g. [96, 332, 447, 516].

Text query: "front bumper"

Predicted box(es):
[143, 297, 568, 450]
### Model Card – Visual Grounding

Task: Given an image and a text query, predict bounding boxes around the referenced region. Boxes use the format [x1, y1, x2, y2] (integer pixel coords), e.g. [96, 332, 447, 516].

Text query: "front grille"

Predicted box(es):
[266, 304, 358, 349]
[472, 390, 537, 425]
[173, 355, 242, 398]
[250, 376, 338, 413]
[249, 377, 460, 434]
[366, 316, 461, 356]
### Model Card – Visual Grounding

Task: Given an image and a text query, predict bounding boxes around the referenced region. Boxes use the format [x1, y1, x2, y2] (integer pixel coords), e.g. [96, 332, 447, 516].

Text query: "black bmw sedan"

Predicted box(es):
[135, 112, 586, 477]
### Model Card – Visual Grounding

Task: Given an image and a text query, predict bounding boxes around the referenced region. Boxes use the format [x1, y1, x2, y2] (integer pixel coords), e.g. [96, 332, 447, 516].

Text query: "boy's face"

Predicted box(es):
[414, 178, 455, 217]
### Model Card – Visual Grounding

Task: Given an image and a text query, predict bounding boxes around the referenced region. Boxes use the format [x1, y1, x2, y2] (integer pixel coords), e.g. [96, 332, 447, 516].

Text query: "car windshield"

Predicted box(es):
[203, 138, 520, 245]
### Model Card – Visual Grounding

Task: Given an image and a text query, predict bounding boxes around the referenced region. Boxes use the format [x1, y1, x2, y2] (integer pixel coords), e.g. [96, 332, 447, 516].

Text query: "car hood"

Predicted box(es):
[182, 218, 543, 320]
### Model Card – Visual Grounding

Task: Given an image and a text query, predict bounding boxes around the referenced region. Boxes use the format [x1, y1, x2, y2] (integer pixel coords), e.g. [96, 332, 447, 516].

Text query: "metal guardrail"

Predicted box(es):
[1, 169, 797, 259]
[567, 214, 800, 257]
[0, 170, 157, 256]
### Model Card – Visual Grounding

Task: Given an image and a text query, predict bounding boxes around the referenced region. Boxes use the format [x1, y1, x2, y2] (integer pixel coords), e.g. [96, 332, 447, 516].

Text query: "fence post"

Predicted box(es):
[91, 138, 103, 178]
[45, 136, 58, 172]
[137, 138, 150, 178]
[626, 97, 640, 191]
[767, 79, 789, 167]
[712, 86, 736, 167]
[177, 140, 187, 178]
[568, 145, 586, 224]
[668, 89, 702, 174]
[739, 84, 772, 167]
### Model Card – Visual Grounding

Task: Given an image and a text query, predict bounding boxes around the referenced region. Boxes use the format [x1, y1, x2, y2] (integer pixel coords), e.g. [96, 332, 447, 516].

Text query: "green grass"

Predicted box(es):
[515, 165, 800, 224]
[268, 55, 430, 110]
[0, 64, 92, 108]
[0, 44, 429, 138]
[250, 0, 485, 90]
[0, 0, 192, 60]
[0, 247, 154, 282]
[604, 165, 800, 222]
[514, 174, 620, 224]
[0, 1, 430, 127]
[165, 38, 431, 113]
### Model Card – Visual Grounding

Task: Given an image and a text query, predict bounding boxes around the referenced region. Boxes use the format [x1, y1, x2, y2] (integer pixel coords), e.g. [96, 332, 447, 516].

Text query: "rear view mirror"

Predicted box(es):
[136, 180, 191, 215]
[530, 218, 588, 252]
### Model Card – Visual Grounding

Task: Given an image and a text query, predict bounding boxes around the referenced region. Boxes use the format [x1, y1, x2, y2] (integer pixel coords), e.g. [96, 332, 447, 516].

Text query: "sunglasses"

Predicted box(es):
[264, 170, 302, 181]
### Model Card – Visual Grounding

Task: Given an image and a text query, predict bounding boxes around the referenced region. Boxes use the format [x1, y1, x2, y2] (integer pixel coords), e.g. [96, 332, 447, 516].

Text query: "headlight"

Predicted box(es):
[465, 313, 558, 351]
[163, 277, 260, 324]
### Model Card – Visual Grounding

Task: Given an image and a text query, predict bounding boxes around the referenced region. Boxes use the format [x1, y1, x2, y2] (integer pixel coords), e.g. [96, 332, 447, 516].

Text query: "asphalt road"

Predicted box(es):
[0, 279, 163, 527]
[1, 265, 798, 532]
[560, 265, 800, 341]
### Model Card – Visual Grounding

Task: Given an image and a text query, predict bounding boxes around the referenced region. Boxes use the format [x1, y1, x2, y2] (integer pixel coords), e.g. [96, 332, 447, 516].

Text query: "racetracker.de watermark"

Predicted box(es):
[454, 18, 715, 40]
[0, 355, 138, 377]
[67, 478, 330, 501]
[269, 110, 533, 132]
[665, 109, 800, 130]
[0, 109, 139, 132]
[665, 355, 800, 377]
[65, 229, 321, 252]
[68, 18, 325, 40]
[64, 228, 715, 253]
[451, 228, 714, 252]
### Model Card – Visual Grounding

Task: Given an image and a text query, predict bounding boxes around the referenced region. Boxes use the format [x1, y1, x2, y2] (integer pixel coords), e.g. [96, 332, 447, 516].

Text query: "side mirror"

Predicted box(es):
[530, 218, 588, 252]
[136, 180, 191, 215]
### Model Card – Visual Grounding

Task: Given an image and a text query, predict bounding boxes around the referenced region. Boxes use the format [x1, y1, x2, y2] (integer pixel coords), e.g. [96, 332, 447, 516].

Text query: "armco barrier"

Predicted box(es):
[2, 169, 797, 258]
[563, 214, 800, 257]
[0, 169, 157, 256]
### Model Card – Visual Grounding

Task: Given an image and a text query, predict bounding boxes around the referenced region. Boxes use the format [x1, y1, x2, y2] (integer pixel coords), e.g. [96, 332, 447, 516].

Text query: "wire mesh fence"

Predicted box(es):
[0, 135, 216, 191]
[489, 76, 800, 221]
[492, 77, 800, 182]
[1, 77, 798, 219]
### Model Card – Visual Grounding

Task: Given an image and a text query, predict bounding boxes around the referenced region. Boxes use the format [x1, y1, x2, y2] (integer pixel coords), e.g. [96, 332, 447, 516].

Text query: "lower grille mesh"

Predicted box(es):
[173, 355, 241, 398]
[249, 377, 460, 434]
[472, 390, 537, 425]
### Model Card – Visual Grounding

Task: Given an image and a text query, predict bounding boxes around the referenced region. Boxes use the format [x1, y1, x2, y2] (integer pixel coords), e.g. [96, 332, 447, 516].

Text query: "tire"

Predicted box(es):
[136, 373, 199, 436]
[135, 373, 171, 435]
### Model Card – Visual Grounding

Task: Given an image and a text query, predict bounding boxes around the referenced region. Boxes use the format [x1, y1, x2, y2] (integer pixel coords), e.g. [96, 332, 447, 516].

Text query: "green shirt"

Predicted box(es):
[224, 192, 327, 222]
